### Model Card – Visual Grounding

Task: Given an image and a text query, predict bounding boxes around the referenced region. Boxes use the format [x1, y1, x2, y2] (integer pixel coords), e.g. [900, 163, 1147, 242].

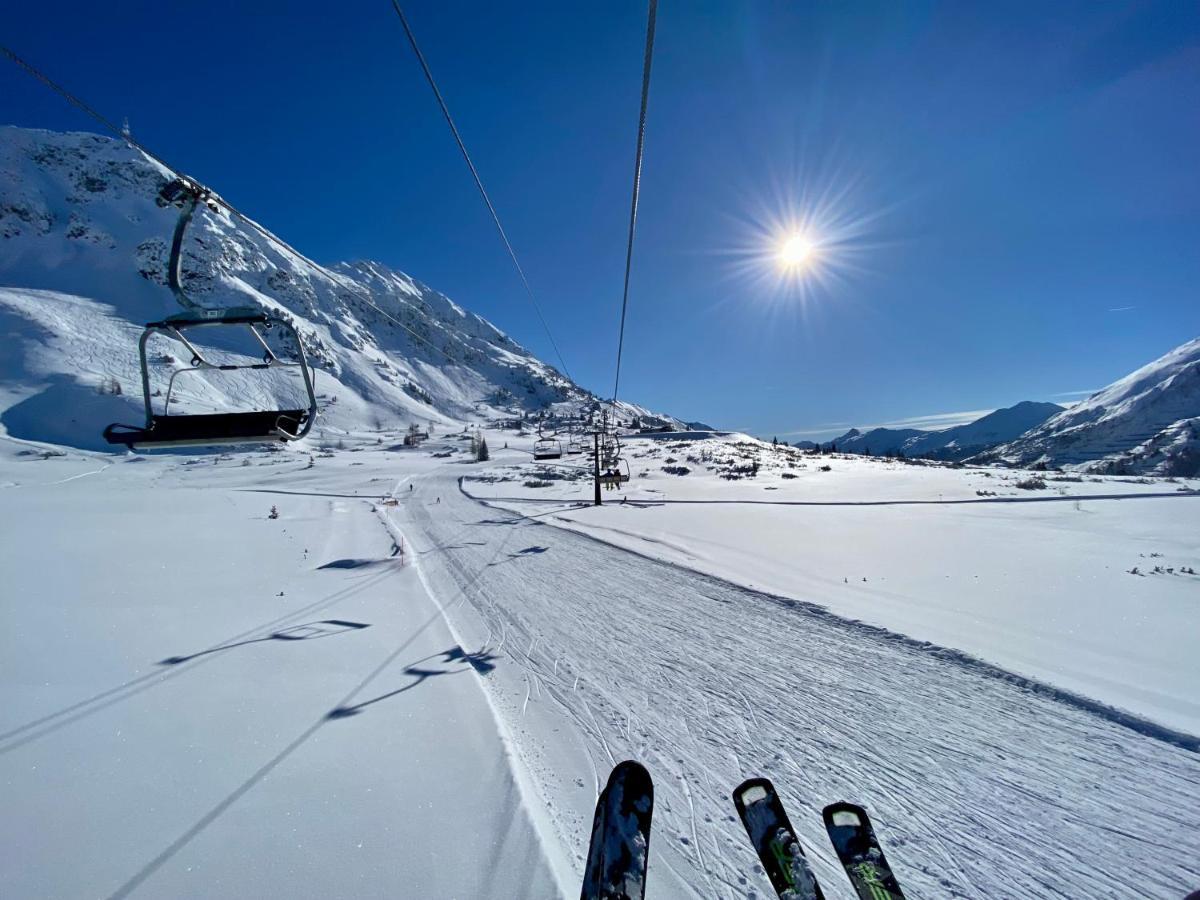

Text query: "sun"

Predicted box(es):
[778, 233, 816, 269]
[716, 155, 885, 308]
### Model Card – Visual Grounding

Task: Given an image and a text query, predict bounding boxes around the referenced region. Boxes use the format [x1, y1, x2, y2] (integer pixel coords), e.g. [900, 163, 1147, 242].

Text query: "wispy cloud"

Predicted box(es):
[773, 422, 849, 437]
[1109, 305, 1136, 312]
[776, 409, 992, 439]
[858, 409, 994, 431]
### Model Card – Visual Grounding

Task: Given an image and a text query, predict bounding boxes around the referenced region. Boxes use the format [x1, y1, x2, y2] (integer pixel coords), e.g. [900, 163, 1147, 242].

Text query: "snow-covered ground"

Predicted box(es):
[467, 434, 1200, 737]
[3, 427, 1199, 899]
[0, 435, 568, 898]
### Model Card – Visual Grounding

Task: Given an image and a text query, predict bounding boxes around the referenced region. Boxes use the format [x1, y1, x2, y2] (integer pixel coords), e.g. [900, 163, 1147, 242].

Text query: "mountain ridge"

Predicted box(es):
[814, 400, 1064, 460]
[975, 338, 1200, 475]
[0, 126, 680, 449]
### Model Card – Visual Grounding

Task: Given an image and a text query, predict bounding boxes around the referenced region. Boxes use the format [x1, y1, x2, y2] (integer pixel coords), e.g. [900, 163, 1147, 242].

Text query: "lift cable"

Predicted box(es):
[388, 2, 574, 384]
[611, 0, 658, 404]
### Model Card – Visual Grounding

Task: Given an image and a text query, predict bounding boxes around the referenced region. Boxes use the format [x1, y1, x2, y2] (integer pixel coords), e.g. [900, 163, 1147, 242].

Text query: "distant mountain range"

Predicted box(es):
[977, 338, 1200, 476]
[798, 337, 1200, 476]
[806, 401, 1064, 461]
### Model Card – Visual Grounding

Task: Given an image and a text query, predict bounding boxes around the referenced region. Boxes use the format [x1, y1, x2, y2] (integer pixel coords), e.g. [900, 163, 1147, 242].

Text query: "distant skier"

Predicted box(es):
[436, 497, 441, 504]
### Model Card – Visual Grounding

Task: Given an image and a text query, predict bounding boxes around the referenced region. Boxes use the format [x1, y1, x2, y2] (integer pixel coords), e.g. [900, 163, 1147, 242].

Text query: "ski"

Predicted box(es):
[732, 777, 825, 900]
[581, 760, 655, 900]
[822, 802, 906, 900]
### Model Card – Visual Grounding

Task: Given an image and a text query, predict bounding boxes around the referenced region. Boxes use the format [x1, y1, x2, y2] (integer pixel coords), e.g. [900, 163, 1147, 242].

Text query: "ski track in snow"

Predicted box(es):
[401, 463, 1200, 900]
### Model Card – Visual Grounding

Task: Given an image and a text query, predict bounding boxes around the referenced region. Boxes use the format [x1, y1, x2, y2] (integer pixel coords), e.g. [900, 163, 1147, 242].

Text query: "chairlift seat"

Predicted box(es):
[104, 409, 308, 448]
[152, 307, 270, 329]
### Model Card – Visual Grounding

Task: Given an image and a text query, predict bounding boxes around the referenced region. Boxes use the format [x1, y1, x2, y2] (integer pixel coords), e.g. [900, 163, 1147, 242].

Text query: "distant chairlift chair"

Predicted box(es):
[532, 437, 563, 460]
[599, 457, 631, 487]
[103, 176, 318, 449]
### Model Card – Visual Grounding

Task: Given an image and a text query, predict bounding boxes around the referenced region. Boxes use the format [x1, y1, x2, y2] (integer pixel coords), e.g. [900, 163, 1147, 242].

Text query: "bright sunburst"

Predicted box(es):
[778, 232, 816, 269]
[715, 156, 890, 312]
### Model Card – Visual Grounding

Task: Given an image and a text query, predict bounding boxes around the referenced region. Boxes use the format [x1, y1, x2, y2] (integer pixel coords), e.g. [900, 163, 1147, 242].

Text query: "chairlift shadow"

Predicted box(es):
[326, 645, 499, 719]
[318, 558, 397, 570]
[160, 620, 370, 665]
[0, 568, 398, 757]
[417, 540, 487, 555]
[486, 545, 551, 567]
[470, 518, 528, 528]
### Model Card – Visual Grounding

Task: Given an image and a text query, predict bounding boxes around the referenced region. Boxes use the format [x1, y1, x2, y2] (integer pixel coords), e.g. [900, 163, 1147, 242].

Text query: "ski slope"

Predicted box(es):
[2, 430, 1199, 899]
[466, 434, 1200, 737]
[0, 440, 563, 899]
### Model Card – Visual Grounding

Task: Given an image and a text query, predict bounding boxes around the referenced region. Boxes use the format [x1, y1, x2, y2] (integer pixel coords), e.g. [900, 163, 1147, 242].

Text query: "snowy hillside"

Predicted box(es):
[0, 127, 677, 450]
[819, 400, 1063, 460]
[979, 338, 1200, 475]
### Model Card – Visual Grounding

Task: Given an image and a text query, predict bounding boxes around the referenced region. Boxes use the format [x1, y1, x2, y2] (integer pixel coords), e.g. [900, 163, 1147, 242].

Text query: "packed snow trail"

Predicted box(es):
[0, 452, 561, 898]
[396, 462, 1200, 899]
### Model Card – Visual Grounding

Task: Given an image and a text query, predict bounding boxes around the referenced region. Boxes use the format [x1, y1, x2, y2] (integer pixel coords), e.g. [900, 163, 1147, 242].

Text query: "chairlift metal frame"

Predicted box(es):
[103, 177, 318, 449]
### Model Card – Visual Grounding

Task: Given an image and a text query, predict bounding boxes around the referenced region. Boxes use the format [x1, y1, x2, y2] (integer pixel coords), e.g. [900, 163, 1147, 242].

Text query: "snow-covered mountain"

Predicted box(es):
[0, 126, 678, 449]
[976, 338, 1200, 476]
[818, 426, 923, 456]
[817, 401, 1064, 460]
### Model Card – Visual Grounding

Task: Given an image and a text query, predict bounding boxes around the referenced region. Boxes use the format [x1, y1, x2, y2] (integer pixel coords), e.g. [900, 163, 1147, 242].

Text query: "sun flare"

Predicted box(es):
[778, 233, 815, 269]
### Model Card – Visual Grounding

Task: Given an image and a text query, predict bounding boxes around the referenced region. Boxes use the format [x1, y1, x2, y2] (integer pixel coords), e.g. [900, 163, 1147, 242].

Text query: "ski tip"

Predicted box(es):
[732, 776, 775, 810]
[606, 760, 653, 795]
[611, 759, 650, 776]
[822, 801, 869, 830]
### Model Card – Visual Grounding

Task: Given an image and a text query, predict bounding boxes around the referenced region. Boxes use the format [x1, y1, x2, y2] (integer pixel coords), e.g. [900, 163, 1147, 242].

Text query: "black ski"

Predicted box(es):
[733, 777, 825, 900]
[581, 760, 655, 900]
[822, 802, 906, 900]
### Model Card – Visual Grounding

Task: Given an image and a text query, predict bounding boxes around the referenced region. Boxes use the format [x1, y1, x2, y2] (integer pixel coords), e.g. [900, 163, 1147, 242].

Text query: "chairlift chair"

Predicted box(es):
[598, 457, 631, 486]
[103, 306, 318, 448]
[532, 437, 563, 460]
[103, 176, 318, 449]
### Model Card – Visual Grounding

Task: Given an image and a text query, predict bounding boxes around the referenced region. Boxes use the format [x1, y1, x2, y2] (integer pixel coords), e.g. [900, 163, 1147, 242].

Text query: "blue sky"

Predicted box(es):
[3, 1, 1198, 439]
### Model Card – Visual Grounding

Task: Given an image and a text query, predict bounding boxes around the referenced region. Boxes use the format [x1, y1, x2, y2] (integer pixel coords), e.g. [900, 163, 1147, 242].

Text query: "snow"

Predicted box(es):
[2, 426, 1199, 899]
[467, 434, 1200, 738]
[0, 439, 567, 898]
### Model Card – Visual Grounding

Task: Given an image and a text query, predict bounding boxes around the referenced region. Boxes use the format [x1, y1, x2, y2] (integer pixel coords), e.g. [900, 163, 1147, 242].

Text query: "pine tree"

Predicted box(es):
[476, 436, 489, 462]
